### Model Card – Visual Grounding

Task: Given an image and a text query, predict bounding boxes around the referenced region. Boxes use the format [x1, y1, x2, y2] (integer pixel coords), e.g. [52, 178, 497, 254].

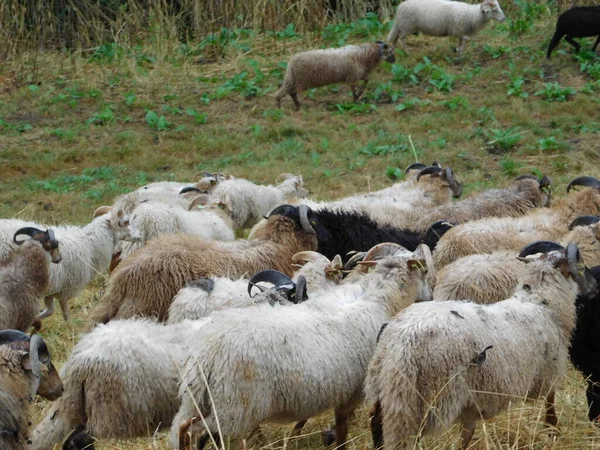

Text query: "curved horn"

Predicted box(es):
[569, 216, 600, 230]
[46, 229, 56, 243]
[93, 206, 112, 218]
[13, 227, 44, 245]
[344, 251, 368, 271]
[431, 161, 442, 168]
[268, 204, 298, 218]
[405, 163, 427, 173]
[363, 242, 411, 263]
[443, 167, 462, 198]
[518, 241, 565, 257]
[292, 251, 330, 265]
[28, 334, 43, 379]
[414, 244, 436, 280]
[298, 205, 316, 235]
[294, 275, 308, 304]
[0, 330, 30, 345]
[180, 186, 205, 195]
[539, 175, 552, 191]
[247, 269, 295, 297]
[566, 244, 587, 291]
[416, 166, 442, 181]
[194, 171, 214, 181]
[567, 176, 600, 193]
[376, 322, 388, 343]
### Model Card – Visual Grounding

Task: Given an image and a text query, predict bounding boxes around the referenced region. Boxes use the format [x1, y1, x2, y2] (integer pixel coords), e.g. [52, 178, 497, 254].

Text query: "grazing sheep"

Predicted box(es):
[365, 243, 596, 450]
[275, 42, 396, 110]
[547, 6, 600, 59]
[0, 228, 61, 332]
[88, 205, 319, 324]
[0, 331, 52, 450]
[207, 174, 308, 230]
[387, 0, 506, 56]
[169, 242, 434, 450]
[0, 207, 139, 322]
[433, 175, 600, 267]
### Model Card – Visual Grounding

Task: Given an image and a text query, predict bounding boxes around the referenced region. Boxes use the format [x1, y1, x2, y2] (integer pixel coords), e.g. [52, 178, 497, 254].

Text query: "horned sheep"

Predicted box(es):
[387, 0, 506, 56]
[365, 243, 597, 450]
[0, 228, 61, 332]
[274, 42, 396, 110]
[88, 205, 319, 325]
[169, 242, 434, 450]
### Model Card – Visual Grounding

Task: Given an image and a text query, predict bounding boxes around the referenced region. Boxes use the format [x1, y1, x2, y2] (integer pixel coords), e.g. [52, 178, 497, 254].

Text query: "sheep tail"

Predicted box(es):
[546, 30, 564, 59]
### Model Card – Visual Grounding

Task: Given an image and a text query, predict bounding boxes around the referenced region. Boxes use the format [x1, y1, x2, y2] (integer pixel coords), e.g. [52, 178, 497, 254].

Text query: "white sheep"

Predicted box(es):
[275, 42, 396, 110]
[387, 0, 506, 56]
[168, 242, 434, 450]
[0, 208, 139, 322]
[365, 243, 596, 450]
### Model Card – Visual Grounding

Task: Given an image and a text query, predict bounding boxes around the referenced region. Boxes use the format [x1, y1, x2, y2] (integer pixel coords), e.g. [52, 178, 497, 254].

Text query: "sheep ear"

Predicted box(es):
[481, 3, 492, 12]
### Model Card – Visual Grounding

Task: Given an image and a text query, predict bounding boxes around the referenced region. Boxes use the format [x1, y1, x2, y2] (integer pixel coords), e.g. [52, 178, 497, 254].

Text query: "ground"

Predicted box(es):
[1, 2, 600, 449]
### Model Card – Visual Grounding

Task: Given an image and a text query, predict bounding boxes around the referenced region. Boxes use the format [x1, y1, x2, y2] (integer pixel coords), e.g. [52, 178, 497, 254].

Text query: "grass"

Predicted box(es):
[2, 2, 600, 449]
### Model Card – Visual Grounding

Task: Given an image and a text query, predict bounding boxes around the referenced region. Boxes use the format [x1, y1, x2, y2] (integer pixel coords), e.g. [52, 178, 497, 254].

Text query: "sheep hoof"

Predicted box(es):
[321, 429, 336, 446]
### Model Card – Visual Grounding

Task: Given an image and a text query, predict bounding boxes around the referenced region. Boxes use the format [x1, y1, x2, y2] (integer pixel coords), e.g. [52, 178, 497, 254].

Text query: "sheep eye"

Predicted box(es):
[122, 220, 130, 226]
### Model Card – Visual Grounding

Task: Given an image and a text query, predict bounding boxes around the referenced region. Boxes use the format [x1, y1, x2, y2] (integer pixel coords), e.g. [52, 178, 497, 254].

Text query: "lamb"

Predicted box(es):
[365, 243, 597, 450]
[0, 207, 139, 322]
[88, 205, 319, 324]
[166, 251, 343, 323]
[29, 266, 330, 450]
[546, 6, 600, 59]
[274, 42, 396, 110]
[0, 227, 61, 332]
[0, 331, 53, 450]
[433, 175, 600, 267]
[387, 0, 506, 56]
[207, 173, 308, 230]
[169, 242, 434, 450]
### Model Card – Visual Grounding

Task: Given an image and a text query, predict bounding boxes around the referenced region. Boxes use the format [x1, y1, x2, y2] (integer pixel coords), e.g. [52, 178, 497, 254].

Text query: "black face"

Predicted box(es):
[268, 205, 326, 241]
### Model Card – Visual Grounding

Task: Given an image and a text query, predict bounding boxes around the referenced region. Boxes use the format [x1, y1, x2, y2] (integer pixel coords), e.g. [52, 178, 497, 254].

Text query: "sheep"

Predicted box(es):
[87, 205, 319, 325]
[169, 242, 435, 450]
[0, 227, 61, 332]
[546, 6, 600, 59]
[433, 175, 600, 267]
[0, 207, 139, 322]
[433, 218, 600, 303]
[166, 251, 343, 323]
[387, 0, 506, 56]
[0, 331, 53, 450]
[404, 174, 551, 233]
[274, 42, 396, 110]
[365, 243, 596, 450]
[29, 266, 327, 450]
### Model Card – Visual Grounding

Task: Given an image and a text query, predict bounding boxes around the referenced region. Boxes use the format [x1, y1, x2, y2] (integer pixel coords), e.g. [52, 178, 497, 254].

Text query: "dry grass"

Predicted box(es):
[2, 2, 600, 449]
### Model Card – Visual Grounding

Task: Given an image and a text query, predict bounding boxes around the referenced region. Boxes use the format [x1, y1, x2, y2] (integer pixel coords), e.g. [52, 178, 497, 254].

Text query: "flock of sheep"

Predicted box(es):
[3, 162, 600, 450]
[275, 1, 600, 109]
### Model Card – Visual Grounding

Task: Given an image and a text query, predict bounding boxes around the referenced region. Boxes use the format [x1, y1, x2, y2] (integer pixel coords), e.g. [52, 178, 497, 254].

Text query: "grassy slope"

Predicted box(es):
[1, 4, 600, 449]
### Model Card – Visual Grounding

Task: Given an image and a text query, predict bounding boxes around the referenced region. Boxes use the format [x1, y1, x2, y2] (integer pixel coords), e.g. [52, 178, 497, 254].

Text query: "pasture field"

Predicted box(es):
[1, 1, 600, 448]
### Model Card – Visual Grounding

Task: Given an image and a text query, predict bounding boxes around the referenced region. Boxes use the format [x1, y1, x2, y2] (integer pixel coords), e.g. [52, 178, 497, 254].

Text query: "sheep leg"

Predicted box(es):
[592, 35, 600, 52]
[350, 84, 359, 102]
[291, 419, 308, 436]
[369, 400, 384, 449]
[398, 37, 410, 55]
[333, 408, 352, 450]
[456, 36, 470, 57]
[565, 36, 581, 53]
[196, 431, 221, 450]
[545, 390, 558, 428]
[37, 296, 55, 320]
[290, 92, 301, 110]
[178, 416, 198, 450]
[355, 79, 368, 101]
[460, 419, 476, 449]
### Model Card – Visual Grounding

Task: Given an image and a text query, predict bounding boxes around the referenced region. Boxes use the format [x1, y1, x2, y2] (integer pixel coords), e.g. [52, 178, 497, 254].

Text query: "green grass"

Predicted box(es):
[3, 3, 600, 449]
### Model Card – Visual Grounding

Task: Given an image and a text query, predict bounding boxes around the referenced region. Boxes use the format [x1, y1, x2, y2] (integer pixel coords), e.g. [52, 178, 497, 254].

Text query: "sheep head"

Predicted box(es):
[376, 41, 396, 63]
[247, 269, 308, 304]
[260, 204, 320, 241]
[13, 227, 62, 264]
[97, 206, 142, 243]
[0, 331, 55, 391]
[481, 0, 505, 22]
[417, 166, 462, 198]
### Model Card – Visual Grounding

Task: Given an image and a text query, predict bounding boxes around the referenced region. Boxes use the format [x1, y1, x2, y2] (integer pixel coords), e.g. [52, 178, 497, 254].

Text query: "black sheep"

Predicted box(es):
[268, 205, 453, 263]
[570, 265, 600, 423]
[547, 6, 600, 59]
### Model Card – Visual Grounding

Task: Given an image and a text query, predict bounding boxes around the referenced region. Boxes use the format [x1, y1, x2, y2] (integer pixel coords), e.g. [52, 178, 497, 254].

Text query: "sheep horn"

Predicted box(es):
[194, 171, 214, 181]
[92, 206, 112, 218]
[413, 244, 436, 281]
[404, 163, 427, 173]
[298, 205, 316, 235]
[363, 242, 411, 262]
[518, 241, 565, 257]
[569, 216, 600, 230]
[292, 251, 330, 265]
[294, 275, 308, 304]
[0, 330, 30, 345]
[46, 229, 57, 245]
[431, 161, 442, 168]
[416, 166, 442, 181]
[13, 227, 44, 245]
[567, 176, 600, 193]
[566, 244, 588, 291]
[180, 186, 206, 195]
[268, 204, 298, 218]
[376, 323, 388, 343]
[539, 175, 552, 192]
[443, 167, 462, 198]
[28, 334, 43, 379]
[247, 269, 295, 298]
[344, 251, 368, 271]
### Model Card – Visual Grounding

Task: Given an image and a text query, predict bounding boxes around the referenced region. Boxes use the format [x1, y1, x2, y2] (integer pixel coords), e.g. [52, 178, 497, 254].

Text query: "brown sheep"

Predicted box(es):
[88, 206, 319, 325]
[275, 42, 396, 110]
